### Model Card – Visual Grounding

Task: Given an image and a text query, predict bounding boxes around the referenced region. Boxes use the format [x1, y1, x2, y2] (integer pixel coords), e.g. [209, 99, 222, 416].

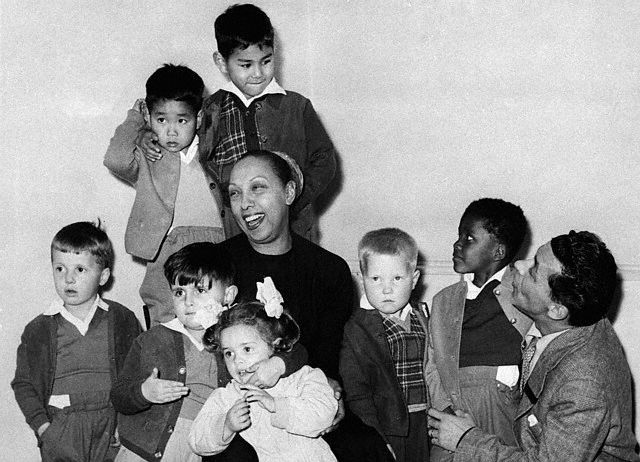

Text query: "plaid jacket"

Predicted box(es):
[340, 303, 429, 439]
[198, 89, 336, 240]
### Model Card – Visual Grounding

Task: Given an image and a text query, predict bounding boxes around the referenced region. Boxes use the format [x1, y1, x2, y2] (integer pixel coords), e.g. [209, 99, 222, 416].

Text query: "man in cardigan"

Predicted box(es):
[428, 230, 639, 462]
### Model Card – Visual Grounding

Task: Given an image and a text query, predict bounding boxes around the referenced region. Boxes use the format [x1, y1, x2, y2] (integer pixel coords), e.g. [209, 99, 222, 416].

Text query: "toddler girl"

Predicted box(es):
[189, 299, 338, 461]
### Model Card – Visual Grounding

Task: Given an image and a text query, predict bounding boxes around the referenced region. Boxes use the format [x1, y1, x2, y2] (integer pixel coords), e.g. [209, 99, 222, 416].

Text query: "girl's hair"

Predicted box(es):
[203, 301, 300, 354]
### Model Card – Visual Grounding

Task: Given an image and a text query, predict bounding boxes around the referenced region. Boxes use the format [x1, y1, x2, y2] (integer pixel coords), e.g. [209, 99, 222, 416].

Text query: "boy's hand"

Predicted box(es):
[141, 367, 189, 404]
[131, 99, 161, 161]
[224, 398, 251, 438]
[138, 130, 162, 162]
[244, 357, 285, 388]
[320, 377, 345, 435]
[242, 385, 275, 413]
[37, 422, 50, 437]
[131, 98, 148, 116]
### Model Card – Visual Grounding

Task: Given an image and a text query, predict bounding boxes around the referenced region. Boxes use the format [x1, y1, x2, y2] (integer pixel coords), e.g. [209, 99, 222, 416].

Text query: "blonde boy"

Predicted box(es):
[340, 228, 430, 462]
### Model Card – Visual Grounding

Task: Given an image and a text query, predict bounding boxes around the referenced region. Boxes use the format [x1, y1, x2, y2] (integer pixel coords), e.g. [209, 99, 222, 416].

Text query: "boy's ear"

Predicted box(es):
[284, 180, 296, 205]
[411, 269, 421, 289]
[196, 109, 203, 130]
[140, 100, 150, 125]
[224, 285, 238, 306]
[357, 270, 365, 292]
[493, 243, 506, 262]
[99, 268, 111, 287]
[213, 52, 228, 75]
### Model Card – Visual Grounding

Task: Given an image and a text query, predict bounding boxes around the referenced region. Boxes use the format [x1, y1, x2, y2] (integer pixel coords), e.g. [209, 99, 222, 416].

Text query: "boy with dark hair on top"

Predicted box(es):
[340, 228, 430, 462]
[112, 242, 307, 462]
[104, 64, 226, 326]
[12, 221, 141, 462]
[134, 3, 336, 243]
[426, 198, 531, 461]
[112, 242, 239, 462]
[429, 231, 639, 461]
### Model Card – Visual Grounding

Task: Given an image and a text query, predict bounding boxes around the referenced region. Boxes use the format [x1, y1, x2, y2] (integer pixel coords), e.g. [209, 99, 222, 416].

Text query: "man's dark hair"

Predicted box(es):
[215, 4, 274, 59]
[462, 198, 527, 263]
[145, 64, 204, 114]
[549, 230, 617, 327]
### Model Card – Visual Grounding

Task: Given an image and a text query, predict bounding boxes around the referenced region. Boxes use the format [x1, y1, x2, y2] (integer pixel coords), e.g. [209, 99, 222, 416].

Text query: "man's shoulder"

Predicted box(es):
[542, 320, 628, 383]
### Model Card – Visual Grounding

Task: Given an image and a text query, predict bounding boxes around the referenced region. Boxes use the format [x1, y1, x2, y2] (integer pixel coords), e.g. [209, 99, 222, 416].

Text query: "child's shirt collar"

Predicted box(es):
[464, 266, 507, 300]
[43, 295, 108, 336]
[179, 135, 199, 165]
[222, 78, 286, 108]
[359, 294, 412, 322]
[162, 317, 205, 351]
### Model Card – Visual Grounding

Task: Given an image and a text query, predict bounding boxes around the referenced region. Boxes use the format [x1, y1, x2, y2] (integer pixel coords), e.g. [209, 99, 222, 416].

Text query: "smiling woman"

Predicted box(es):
[217, 150, 394, 462]
[227, 151, 298, 255]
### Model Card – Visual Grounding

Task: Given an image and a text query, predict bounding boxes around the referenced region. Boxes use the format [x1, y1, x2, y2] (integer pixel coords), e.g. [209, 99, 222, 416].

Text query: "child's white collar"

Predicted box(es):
[162, 317, 205, 351]
[179, 135, 199, 164]
[359, 294, 412, 321]
[222, 78, 286, 107]
[464, 266, 507, 300]
[43, 295, 108, 336]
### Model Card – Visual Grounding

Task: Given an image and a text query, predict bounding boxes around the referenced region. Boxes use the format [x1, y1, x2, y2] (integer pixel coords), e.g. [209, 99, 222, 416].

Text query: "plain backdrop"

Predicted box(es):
[2, 1, 639, 459]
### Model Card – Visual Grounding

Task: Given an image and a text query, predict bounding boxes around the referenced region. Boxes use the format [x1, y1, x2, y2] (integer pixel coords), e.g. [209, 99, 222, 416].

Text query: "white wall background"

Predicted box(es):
[2, 1, 639, 459]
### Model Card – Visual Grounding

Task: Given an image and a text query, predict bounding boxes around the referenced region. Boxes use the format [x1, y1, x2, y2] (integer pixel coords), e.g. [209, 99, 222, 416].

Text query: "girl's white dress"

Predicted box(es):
[189, 365, 338, 462]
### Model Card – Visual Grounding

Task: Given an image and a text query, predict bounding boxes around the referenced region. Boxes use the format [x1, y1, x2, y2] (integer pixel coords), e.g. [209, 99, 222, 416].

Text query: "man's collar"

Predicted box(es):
[222, 79, 286, 107]
[359, 295, 413, 321]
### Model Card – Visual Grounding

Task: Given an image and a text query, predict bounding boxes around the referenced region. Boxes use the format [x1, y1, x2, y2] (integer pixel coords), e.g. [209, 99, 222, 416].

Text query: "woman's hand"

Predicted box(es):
[244, 357, 285, 388]
[320, 377, 345, 435]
